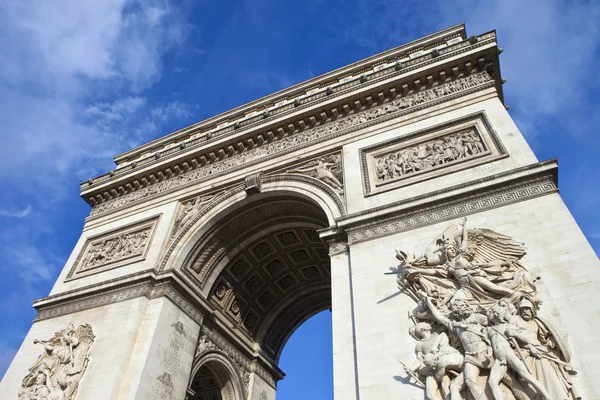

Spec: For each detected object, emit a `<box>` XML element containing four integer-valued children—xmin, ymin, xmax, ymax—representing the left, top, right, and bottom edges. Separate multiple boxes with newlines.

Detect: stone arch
<box><xmin>159</xmin><ymin>173</ymin><xmax>345</xmax><ymax>273</ymax></box>
<box><xmin>189</xmin><ymin>352</ymin><xmax>244</xmax><ymax>400</ymax></box>
<box><xmin>170</xmin><ymin>174</ymin><xmax>339</xmax><ymax>368</ymax></box>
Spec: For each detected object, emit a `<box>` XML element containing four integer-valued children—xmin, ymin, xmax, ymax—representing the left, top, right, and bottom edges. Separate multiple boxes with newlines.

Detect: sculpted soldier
<box><xmin>486</xmin><ymin>301</ymin><xmax>552</xmax><ymax>400</ymax></box>
<box><xmin>516</xmin><ymin>298</ymin><xmax>579</xmax><ymax>400</ymax></box>
<box><xmin>425</xmin><ymin>296</ymin><xmax>491</xmax><ymax>400</ymax></box>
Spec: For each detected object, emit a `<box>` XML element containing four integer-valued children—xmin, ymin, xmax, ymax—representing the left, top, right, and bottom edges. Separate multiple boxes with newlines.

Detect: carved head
<box><xmin>412</xmin><ymin>322</ymin><xmax>432</xmax><ymax>340</ymax></box>
<box><xmin>518</xmin><ymin>298</ymin><xmax>536</xmax><ymax>321</ymax></box>
<box><xmin>34</xmin><ymin>373</ymin><xmax>45</xmax><ymax>385</ymax></box>
<box><xmin>56</xmin><ymin>378</ymin><xmax>68</xmax><ymax>389</ymax></box>
<box><xmin>450</xmin><ymin>298</ymin><xmax>473</xmax><ymax>320</ymax></box>
<box><xmin>487</xmin><ymin>301</ymin><xmax>515</xmax><ymax>324</ymax></box>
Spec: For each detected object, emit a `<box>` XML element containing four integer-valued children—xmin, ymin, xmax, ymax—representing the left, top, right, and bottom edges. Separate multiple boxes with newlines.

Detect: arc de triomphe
<box><xmin>2</xmin><ymin>24</ymin><xmax>599</xmax><ymax>400</ymax></box>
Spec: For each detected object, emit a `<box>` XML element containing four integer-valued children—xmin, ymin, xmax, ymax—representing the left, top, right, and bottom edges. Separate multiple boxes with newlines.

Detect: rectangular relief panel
<box><xmin>360</xmin><ymin>112</ymin><xmax>507</xmax><ymax>196</ymax></box>
<box><xmin>66</xmin><ymin>215</ymin><xmax>160</xmax><ymax>280</ymax></box>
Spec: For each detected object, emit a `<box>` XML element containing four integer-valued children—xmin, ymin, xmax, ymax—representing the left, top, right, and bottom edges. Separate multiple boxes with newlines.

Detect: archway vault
<box><xmin>180</xmin><ymin>188</ymin><xmax>334</xmax><ymax>364</ymax></box>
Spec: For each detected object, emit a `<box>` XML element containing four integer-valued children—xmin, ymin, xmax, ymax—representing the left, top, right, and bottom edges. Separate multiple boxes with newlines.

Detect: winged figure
<box><xmin>393</xmin><ymin>218</ymin><xmax>579</xmax><ymax>400</ymax></box>
<box><xmin>287</xmin><ymin>154</ymin><xmax>344</xmax><ymax>195</ymax></box>
<box><xmin>395</xmin><ymin>217</ymin><xmax>538</xmax><ymax>308</ymax></box>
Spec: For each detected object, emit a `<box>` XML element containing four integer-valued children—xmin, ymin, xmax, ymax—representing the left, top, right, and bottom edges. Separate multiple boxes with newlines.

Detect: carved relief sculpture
<box><xmin>392</xmin><ymin>217</ymin><xmax>578</xmax><ymax>400</ymax></box>
<box><xmin>19</xmin><ymin>324</ymin><xmax>95</xmax><ymax>400</ymax></box>
<box><xmin>172</xmin><ymin>194</ymin><xmax>217</xmax><ymax>237</ymax></box>
<box><xmin>287</xmin><ymin>153</ymin><xmax>344</xmax><ymax>195</ymax></box>
<box><xmin>375</xmin><ymin>128</ymin><xmax>487</xmax><ymax>184</ymax></box>
<box><xmin>67</xmin><ymin>218</ymin><xmax>158</xmax><ymax>279</ymax></box>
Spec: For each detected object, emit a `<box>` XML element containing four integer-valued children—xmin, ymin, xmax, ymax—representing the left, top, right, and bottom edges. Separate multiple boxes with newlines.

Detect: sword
<box><xmin>398</xmin><ymin>360</ymin><xmax>425</xmax><ymax>388</ymax></box>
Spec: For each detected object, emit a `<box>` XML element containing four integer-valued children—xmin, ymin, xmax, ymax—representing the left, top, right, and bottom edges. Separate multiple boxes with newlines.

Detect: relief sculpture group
<box><xmin>393</xmin><ymin>218</ymin><xmax>578</xmax><ymax>400</ymax></box>
<box><xmin>376</xmin><ymin>129</ymin><xmax>486</xmax><ymax>183</ymax></box>
<box><xmin>18</xmin><ymin>324</ymin><xmax>95</xmax><ymax>400</ymax></box>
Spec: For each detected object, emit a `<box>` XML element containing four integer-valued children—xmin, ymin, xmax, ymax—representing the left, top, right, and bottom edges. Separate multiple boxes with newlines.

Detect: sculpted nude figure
<box><xmin>406</xmin><ymin>322</ymin><xmax>464</xmax><ymax>400</ymax></box>
<box><xmin>289</xmin><ymin>159</ymin><xmax>343</xmax><ymax>193</ymax></box>
<box><xmin>426</xmin><ymin>296</ymin><xmax>491</xmax><ymax>400</ymax></box>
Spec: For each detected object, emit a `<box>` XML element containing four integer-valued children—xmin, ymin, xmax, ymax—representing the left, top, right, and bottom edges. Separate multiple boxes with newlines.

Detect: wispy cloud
<box><xmin>0</xmin><ymin>206</ymin><xmax>32</xmax><ymax>219</ymax></box>
<box><xmin>0</xmin><ymin>0</ymin><xmax>196</xmax><ymax>375</ymax></box>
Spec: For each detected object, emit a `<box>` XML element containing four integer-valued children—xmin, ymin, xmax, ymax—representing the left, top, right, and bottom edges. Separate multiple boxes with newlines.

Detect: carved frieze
<box><xmin>89</xmin><ymin>71</ymin><xmax>493</xmax><ymax>217</ymax></box>
<box><xmin>348</xmin><ymin>173</ymin><xmax>557</xmax><ymax>244</ymax></box>
<box><xmin>66</xmin><ymin>217</ymin><xmax>159</xmax><ymax>280</ymax></box>
<box><xmin>360</xmin><ymin>112</ymin><xmax>506</xmax><ymax>196</ymax></box>
<box><xmin>393</xmin><ymin>218</ymin><xmax>578</xmax><ymax>399</ymax></box>
<box><xmin>19</xmin><ymin>324</ymin><xmax>95</xmax><ymax>400</ymax></box>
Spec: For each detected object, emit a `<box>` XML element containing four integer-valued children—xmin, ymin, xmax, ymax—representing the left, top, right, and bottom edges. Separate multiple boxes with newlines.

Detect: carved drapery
<box><xmin>393</xmin><ymin>217</ymin><xmax>578</xmax><ymax>400</ymax></box>
<box><xmin>19</xmin><ymin>324</ymin><xmax>95</xmax><ymax>400</ymax></box>
<box><xmin>284</xmin><ymin>151</ymin><xmax>344</xmax><ymax>196</ymax></box>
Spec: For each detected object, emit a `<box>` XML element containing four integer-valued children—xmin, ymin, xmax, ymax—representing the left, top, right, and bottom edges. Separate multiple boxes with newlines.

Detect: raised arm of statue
<box><xmin>458</xmin><ymin>216</ymin><xmax>468</xmax><ymax>252</ymax></box>
<box><xmin>425</xmin><ymin>296</ymin><xmax>451</xmax><ymax>329</ymax></box>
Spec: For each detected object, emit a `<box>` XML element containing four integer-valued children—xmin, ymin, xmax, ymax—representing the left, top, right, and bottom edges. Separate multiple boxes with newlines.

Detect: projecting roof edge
<box><xmin>112</xmin><ymin>23</ymin><xmax>467</xmax><ymax>164</ymax></box>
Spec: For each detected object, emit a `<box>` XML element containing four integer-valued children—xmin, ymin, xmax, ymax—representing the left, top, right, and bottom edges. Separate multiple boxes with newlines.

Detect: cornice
<box><xmin>33</xmin><ymin>270</ymin><xmax>211</xmax><ymax>325</ymax></box>
<box><xmin>339</xmin><ymin>160</ymin><xmax>559</xmax><ymax>244</ymax></box>
<box><xmin>84</xmin><ymin>68</ymin><xmax>497</xmax><ymax>218</ymax></box>
<box><xmin>81</xmin><ymin>29</ymin><xmax>499</xmax><ymax>199</ymax></box>
<box><xmin>112</xmin><ymin>24</ymin><xmax>468</xmax><ymax>164</ymax></box>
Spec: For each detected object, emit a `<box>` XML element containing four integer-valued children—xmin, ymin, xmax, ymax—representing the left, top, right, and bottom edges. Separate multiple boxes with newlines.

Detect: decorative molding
<box><xmin>87</xmin><ymin>70</ymin><xmax>494</xmax><ymax>218</ymax></box>
<box><xmin>360</xmin><ymin>112</ymin><xmax>507</xmax><ymax>195</ymax></box>
<box><xmin>83</xmin><ymin>28</ymin><xmax>495</xmax><ymax>189</ymax></box>
<box><xmin>66</xmin><ymin>216</ymin><xmax>159</xmax><ymax>280</ymax></box>
<box><xmin>160</xmin><ymin>177</ymin><xmax>342</xmax><ymax>274</ymax></box>
<box><xmin>346</xmin><ymin>173</ymin><xmax>557</xmax><ymax>244</ymax></box>
<box><xmin>196</xmin><ymin>327</ymin><xmax>277</xmax><ymax>389</ymax></box>
<box><xmin>35</xmin><ymin>275</ymin><xmax>204</xmax><ymax>325</ymax></box>
<box><xmin>159</xmin><ymin>184</ymin><xmax>244</xmax><ymax>271</ymax></box>
<box><xmin>262</xmin><ymin>173</ymin><xmax>346</xmax><ymax>215</ymax></box>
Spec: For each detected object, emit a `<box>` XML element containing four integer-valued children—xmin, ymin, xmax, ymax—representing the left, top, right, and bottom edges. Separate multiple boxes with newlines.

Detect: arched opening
<box><xmin>190</xmin><ymin>365</ymin><xmax>223</xmax><ymax>400</ymax></box>
<box><xmin>180</xmin><ymin>187</ymin><xmax>337</xmax><ymax>396</ymax></box>
<box><xmin>188</xmin><ymin>355</ymin><xmax>244</xmax><ymax>400</ymax></box>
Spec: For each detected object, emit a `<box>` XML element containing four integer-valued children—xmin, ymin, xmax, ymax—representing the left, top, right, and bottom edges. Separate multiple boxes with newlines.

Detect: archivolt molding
<box><xmin>191</xmin><ymin>351</ymin><xmax>245</xmax><ymax>400</ymax></box>
<box><xmin>86</xmin><ymin>70</ymin><xmax>494</xmax><ymax>219</ymax></box>
<box><xmin>159</xmin><ymin>175</ymin><xmax>344</xmax><ymax>274</ymax></box>
<box><xmin>195</xmin><ymin>326</ymin><xmax>278</xmax><ymax>390</ymax></box>
<box><xmin>261</xmin><ymin>173</ymin><xmax>346</xmax><ymax>219</ymax></box>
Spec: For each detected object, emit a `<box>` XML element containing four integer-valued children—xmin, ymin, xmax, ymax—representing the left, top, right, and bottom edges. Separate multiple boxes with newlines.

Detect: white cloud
<box><xmin>0</xmin><ymin>206</ymin><xmax>32</xmax><ymax>219</ymax></box>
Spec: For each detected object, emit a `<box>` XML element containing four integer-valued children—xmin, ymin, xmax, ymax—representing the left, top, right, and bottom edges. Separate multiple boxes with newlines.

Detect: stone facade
<box><xmin>2</xmin><ymin>23</ymin><xmax>599</xmax><ymax>400</ymax></box>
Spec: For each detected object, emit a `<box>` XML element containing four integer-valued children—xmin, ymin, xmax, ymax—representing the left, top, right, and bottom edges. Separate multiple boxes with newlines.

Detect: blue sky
<box><xmin>0</xmin><ymin>0</ymin><xmax>599</xmax><ymax>397</ymax></box>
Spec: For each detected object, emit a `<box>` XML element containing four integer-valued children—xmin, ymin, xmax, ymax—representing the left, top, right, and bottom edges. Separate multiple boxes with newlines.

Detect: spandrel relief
<box><xmin>391</xmin><ymin>217</ymin><xmax>579</xmax><ymax>400</ymax></box>
<box><xmin>19</xmin><ymin>324</ymin><xmax>95</xmax><ymax>400</ymax></box>
<box><xmin>286</xmin><ymin>153</ymin><xmax>344</xmax><ymax>196</ymax></box>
